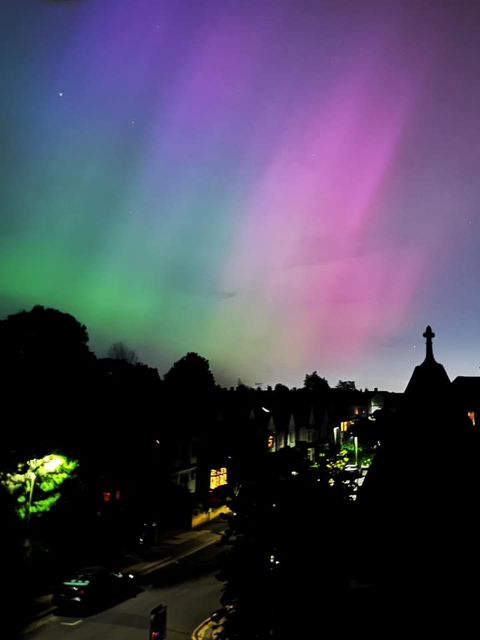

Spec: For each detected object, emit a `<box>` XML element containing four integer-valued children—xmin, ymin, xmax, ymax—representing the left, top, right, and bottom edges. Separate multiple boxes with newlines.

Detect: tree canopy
<box><xmin>163</xmin><ymin>351</ymin><xmax>216</xmax><ymax>392</ymax></box>
<box><xmin>0</xmin><ymin>306</ymin><xmax>96</xmax><ymax>459</ymax></box>
<box><xmin>336</xmin><ymin>379</ymin><xmax>357</xmax><ymax>391</ymax></box>
<box><xmin>217</xmin><ymin>449</ymin><xmax>349</xmax><ymax>638</ymax></box>
<box><xmin>107</xmin><ymin>341</ymin><xmax>138</xmax><ymax>364</ymax></box>
<box><xmin>0</xmin><ymin>305</ymin><xmax>92</xmax><ymax>370</ymax></box>
<box><xmin>0</xmin><ymin>454</ymin><xmax>78</xmax><ymax>520</ymax></box>
<box><xmin>303</xmin><ymin>371</ymin><xmax>330</xmax><ymax>393</ymax></box>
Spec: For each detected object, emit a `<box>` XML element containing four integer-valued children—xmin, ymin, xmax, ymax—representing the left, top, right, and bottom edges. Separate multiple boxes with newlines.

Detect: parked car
<box><xmin>52</xmin><ymin>566</ymin><xmax>136</xmax><ymax>612</ymax></box>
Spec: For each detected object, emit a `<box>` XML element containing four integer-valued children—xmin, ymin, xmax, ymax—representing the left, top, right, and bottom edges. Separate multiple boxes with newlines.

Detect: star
<box><xmin>58</xmin><ymin>91</ymin><xmax>64</xmax><ymax>97</ymax></box>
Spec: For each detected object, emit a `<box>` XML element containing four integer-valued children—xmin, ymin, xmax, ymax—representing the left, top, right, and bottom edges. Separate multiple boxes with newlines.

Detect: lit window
<box><xmin>341</xmin><ymin>421</ymin><xmax>353</xmax><ymax>432</ymax></box>
<box><xmin>210</xmin><ymin>467</ymin><xmax>228</xmax><ymax>490</ymax></box>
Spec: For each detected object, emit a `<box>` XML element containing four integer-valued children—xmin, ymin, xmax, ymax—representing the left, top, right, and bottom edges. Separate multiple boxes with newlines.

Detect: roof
<box><xmin>404</xmin><ymin>325</ymin><xmax>451</xmax><ymax>398</ymax></box>
<box><xmin>451</xmin><ymin>376</ymin><xmax>480</xmax><ymax>407</ymax></box>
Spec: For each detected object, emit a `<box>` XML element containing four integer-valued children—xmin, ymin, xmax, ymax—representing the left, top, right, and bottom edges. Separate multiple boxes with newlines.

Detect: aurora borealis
<box><xmin>1</xmin><ymin>1</ymin><xmax>480</xmax><ymax>390</ymax></box>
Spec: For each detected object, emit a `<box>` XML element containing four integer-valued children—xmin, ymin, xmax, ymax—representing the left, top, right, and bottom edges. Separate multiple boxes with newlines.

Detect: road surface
<box><xmin>24</xmin><ymin>544</ymin><xmax>225</xmax><ymax>640</ymax></box>
<box><xmin>24</xmin><ymin>571</ymin><xmax>222</xmax><ymax>640</ymax></box>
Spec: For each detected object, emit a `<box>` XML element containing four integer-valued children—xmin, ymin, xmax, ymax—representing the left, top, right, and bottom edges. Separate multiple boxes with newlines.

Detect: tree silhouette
<box><xmin>163</xmin><ymin>352</ymin><xmax>216</xmax><ymax>393</ymax></box>
<box><xmin>336</xmin><ymin>379</ymin><xmax>356</xmax><ymax>391</ymax></box>
<box><xmin>107</xmin><ymin>341</ymin><xmax>138</xmax><ymax>364</ymax></box>
<box><xmin>162</xmin><ymin>353</ymin><xmax>216</xmax><ymax>498</ymax></box>
<box><xmin>0</xmin><ymin>305</ymin><xmax>96</xmax><ymax>459</ymax></box>
<box><xmin>303</xmin><ymin>371</ymin><xmax>330</xmax><ymax>393</ymax></box>
<box><xmin>0</xmin><ymin>305</ymin><xmax>92</xmax><ymax>370</ymax></box>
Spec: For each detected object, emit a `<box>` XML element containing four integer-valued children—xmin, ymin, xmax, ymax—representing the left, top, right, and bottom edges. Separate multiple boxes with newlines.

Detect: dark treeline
<box><xmin>0</xmin><ymin>304</ymin><xmax>385</xmax><ymax>475</ymax></box>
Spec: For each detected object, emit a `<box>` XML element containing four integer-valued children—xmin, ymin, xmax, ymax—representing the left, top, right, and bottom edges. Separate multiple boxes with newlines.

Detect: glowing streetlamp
<box><xmin>42</xmin><ymin>455</ymin><xmax>64</xmax><ymax>473</ymax></box>
<box><xmin>25</xmin><ymin>455</ymin><xmax>64</xmax><ymax>524</ymax></box>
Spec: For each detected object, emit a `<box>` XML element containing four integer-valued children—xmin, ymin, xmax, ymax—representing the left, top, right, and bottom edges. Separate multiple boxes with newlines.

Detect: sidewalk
<box><xmin>26</xmin><ymin>524</ymin><xmax>223</xmax><ymax>630</ymax></box>
<box><xmin>121</xmin><ymin>527</ymin><xmax>221</xmax><ymax>575</ymax></box>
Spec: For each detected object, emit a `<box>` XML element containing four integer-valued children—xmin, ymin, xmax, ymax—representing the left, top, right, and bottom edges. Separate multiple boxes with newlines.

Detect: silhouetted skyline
<box><xmin>1</xmin><ymin>0</ymin><xmax>480</xmax><ymax>391</ymax></box>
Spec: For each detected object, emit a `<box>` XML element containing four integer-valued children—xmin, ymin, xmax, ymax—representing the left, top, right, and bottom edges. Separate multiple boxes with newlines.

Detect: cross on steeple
<box><xmin>423</xmin><ymin>325</ymin><xmax>435</xmax><ymax>362</ymax></box>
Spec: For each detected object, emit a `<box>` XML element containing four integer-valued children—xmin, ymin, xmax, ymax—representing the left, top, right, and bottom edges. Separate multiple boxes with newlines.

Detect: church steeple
<box><xmin>423</xmin><ymin>325</ymin><xmax>435</xmax><ymax>362</ymax></box>
<box><xmin>405</xmin><ymin>324</ymin><xmax>450</xmax><ymax>396</ymax></box>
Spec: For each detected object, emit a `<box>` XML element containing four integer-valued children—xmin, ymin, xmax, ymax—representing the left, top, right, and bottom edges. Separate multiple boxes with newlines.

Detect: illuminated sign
<box><xmin>210</xmin><ymin>467</ymin><xmax>228</xmax><ymax>490</ymax></box>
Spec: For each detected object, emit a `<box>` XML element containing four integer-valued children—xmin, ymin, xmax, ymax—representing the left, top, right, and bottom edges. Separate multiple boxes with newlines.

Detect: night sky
<box><xmin>1</xmin><ymin>0</ymin><xmax>480</xmax><ymax>390</ymax></box>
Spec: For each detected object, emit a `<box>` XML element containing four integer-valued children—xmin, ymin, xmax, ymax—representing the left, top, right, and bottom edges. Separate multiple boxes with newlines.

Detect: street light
<box><xmin>42</xmin><ymin>456</ymin><xmax>64</xmax><ymax>473</ymax></box>
<box><xmin>22</xmin><ymin>455</ymin><xmax>67</xmax><ymax>555</ymax></box>
<box><xmin>353</xmin><ymin>436</ymin><xmax>359</xmax><ymax>469</ymax></box>
<box><xmin>25</xmin><ymin>470</ymin><xmax>36</xmax><ymax>527</ymax></box>
<box><xmin>25</xmin><ymin>455</ymin><xmax>64</xmax><ymax>525</ymax></box>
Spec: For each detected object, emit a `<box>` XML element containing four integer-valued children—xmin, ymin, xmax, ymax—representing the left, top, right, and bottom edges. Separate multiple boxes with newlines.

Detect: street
<box><xmin>24</xmin><ymin>570</ymin><xmax>222</xmax><ymax>640</ymax></box>
<box><xmin>23</xmin><ymin>535</ymin><xmax>226</xmax><ymax>640</ymax></box>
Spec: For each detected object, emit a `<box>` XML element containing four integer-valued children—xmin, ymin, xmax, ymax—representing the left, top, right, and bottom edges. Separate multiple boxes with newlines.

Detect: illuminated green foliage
<box><xmin>0</xmin><ymin>454</ymin><xmax>78</xmax><ymax>519</ymax></box>
<box><xmin>341</xmin><ymin>441</ymin><xmax>375</xmax><ymax>467</ymax></box>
